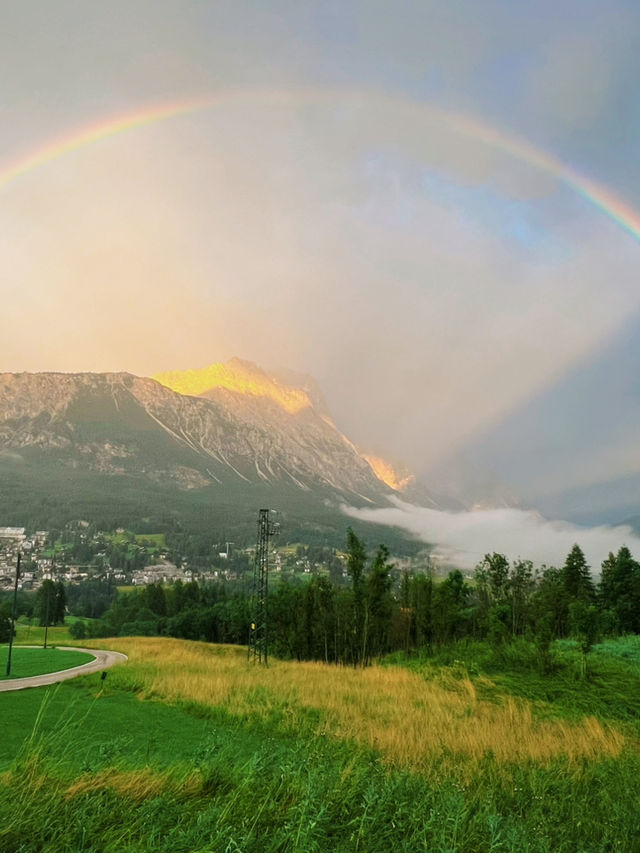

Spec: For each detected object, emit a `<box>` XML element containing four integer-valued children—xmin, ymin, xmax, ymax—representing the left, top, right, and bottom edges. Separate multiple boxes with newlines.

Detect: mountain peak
<box><xmin>360</xmin><ymin>453</ymin><xmax>415</xmax><ymax>491</ymax></box>
<box><xmin>153</xmin><ymin>359</ymin><xmax>312</xmax><ymax>414</ymax></box>
<box><xmin>152</xmin><ymin>359</ymin><xmax>420</xmax><ymax>492</ymax></box>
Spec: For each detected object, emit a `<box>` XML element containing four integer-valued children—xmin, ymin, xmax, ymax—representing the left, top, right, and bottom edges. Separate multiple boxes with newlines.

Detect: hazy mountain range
<box><xmin>0</xmin><ymin>359</ymin><xmax>462</xmax><ymax>542</ymax></box>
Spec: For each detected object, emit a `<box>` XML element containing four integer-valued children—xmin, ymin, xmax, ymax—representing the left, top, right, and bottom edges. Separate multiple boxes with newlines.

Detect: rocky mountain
<box><xmin>0</xmin><ymin>365</ymin><xmax>383</xmax><ymax>493</ymax></box>
<box><xmin>0</xmin><ymin>359</ymin><xmax>470</xmax><ymax>545</ymax></box>
<box><xmin>0</xmin><ymin>361</ymin><xmax>445</xmax><ymax>540</ymax></box>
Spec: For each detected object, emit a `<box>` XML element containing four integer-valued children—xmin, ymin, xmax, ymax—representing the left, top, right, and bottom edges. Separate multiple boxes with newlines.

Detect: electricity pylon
<box><xmin>248</xmin><ymin>509</ymin><xmax>278</xmax><ymax>665</ymax></box>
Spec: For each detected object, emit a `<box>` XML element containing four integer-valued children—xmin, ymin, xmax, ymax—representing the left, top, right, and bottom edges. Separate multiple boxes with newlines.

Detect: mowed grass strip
<box><xmin>102</xmin><ymin>637</ymin><xmax>627</xmax><ymax>772</ymax></box>
<box><xmin>0</xmin><ymin>647</ymin><xmax>94</xmax><ymax>680</ymax></box>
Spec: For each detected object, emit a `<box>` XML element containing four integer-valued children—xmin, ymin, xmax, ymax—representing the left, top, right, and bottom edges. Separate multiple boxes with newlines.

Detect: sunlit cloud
<box><xmin>1</xmin><ymin>94</ymin><xmax>637</xmax><ymax>476</ymax></box>
<box><xmin>1</xmin><ymin>1</ymin><xmax>639</xmax><ymax>513</ymax></box>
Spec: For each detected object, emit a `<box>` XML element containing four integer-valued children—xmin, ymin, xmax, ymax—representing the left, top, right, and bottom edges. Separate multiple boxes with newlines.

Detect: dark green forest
<box><xmin>0</xmin><ymin>458</ymin><xmax>420</xmax><ymax>552</ymax></box>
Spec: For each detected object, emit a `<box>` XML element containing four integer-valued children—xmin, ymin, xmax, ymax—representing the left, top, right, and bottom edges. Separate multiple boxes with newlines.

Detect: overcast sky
<box><xmin>2</xmin><ymin>1</ymin><xmax>640</xmax><ymax>519</ymax></box>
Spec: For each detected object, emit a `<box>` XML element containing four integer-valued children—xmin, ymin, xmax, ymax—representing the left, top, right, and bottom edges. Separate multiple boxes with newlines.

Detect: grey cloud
<box><xmin>524</xmin><ymin>10</ymin><xmax>640</xmax><ymax>134</ymax></box>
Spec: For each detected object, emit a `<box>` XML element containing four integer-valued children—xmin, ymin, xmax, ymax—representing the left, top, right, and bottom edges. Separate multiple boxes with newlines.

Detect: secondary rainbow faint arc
<box><xmin>1</xmin><ymin>89</ymin><xmax>639</xmax><ymax>245</ymax></box>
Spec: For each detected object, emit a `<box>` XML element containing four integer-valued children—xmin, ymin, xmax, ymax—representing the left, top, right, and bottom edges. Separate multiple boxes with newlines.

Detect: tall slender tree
<box><xmin>364</xmin><ymin>544</ymin><xmax>393</xmax><ymax>662</ymax></box>
<box><xmin>562</xmin><ymin>544</ymin><xmax>594</xmax><ymax>603</ymax></box>
<box><xmin>346</xmin><ymin>527</ymin><xmax>367</xmax><ymax>664</ymax></box>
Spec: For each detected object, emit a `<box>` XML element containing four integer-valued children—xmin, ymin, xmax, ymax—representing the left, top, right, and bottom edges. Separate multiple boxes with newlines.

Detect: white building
<box><xmin>0</xmin><ymin>527</ymin><xmax>26</xmax><ymax>542</ymax></box>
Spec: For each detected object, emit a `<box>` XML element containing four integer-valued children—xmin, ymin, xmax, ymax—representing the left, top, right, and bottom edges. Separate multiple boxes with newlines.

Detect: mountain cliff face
<box><xmin>0</xmin><ymin>364</ymin><xmax>393</xmax><ymax>501</ymax></box>
<box><xmin>0</xmin><ymin>361</ymin><xmax>470</xmax><ymax>539</ymax></box>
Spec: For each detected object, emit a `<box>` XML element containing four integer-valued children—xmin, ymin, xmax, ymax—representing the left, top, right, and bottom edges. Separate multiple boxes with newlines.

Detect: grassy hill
<box><xmin>1</xmin><ymin>637</ymin><xmax>639</xmax><ymax>851</ymax></box>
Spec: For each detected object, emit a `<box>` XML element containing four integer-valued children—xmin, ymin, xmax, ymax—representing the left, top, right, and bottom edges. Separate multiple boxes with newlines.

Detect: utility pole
<box><xmin>5</xmin><ymin>552</ymin><xmax>21</xmax><ymax>677</ymax></box>
<box><xmin>44</xmin><ymin>554</ymin><xmax>54</xmax><ymax>649</ymax></box>
<box><xmin>248</xmin><ymin>510</ymin><xmax>279</xmax><ymax>665</ymax></box>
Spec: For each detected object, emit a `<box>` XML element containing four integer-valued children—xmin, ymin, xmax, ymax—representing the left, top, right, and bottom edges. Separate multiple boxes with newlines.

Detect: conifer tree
<box><xmin>36</xmin><ymin>580</ymin><xmax>57</xmax><ymax>627</ymax></box>
<box><xmin>599</xmin><ymin>546</ymin><xmax>640</xmax><ymax>633</ymax></box>
<box><xmin>562</xmin><ymin>544</ymin><xmax>594</xmax><ymax>603</ymax></box>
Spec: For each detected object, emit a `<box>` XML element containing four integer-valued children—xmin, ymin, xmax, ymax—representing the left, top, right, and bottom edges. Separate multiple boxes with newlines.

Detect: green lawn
<box><xmin>0</xmin><ymin>677</ymin><xmax>217</xmax><ymax>772</ymax></box>
<box><xmin>13</xmin><ymin>617</ymin><xmax>76</xmax><ymax>646</ymax></box>
<box><xmin>134</xmin><ymin>533</ymin><xmax>166</xmax><ymax>548</ymax></box>
<box><xmin>0</xmin><ymin>647</ymin><xmax>94</xmax><ymax>681</ymax></box>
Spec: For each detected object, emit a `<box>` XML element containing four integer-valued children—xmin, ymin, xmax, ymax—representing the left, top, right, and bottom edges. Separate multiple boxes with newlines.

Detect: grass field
<box><xmin>0</xmin><ymin>647</ymin><xmax>94</xmax><ymax>681</ymax></box>
<box><xmin>97</xmin><ymin>638</ymin><xmax>626</xmax><ymax>771</ymax></box>
<box><xmin>134</xmin><ymin>533</ymin><xmax>166</xmax><ymax>548</ymax></box>
<box><xmin>386</xmin><ymin>636</ymin><xmax>640</xmax><ymax>722</ymax></box>
<box><xmin>1</xmin><ymin>636</ymin><xmax>639</xmax><ymax>852</ymax></box>
<box><xmin>13</xmin><ymin>616</ymin><xmax>81</xmax><ymax>647</ymax></box>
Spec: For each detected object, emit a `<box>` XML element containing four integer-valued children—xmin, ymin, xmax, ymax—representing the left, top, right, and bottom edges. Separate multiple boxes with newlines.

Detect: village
<box><xmin>0</xmin><ymin>525</ymin><xmax>229</xmax><ymax>592</ymax></box>
<box><xmin>0</xmin><ymin>524</ymin><xmax>344</xmax><ymax>594</ymax></box>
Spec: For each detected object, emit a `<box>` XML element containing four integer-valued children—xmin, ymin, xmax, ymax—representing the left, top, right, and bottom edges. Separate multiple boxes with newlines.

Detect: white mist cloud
<box><xmin>344</xmin><ymin>497</ymin><xmax>640</xmax><ymax>572</ymax></box>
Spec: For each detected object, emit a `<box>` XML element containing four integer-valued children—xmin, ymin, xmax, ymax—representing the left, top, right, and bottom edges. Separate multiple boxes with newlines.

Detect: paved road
<box><xmin>0</xmin><ymin>646</ymin><xmax>128</xmax><ymax>692</ymax></box>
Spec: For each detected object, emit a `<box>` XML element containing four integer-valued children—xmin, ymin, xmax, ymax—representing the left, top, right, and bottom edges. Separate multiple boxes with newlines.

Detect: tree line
<box><xmin>58</xmin><ymin>530</ymin><xmax>640</xmax><ymax>674</ymax></box>
<box><xmin>4</xmin><ymin>528</ymin><xmax>639</xmax><ymax>670</ymax></box>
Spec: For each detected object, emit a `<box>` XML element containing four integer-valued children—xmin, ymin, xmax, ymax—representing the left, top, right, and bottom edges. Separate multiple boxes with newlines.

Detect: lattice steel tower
<box><xmin>248</xmin><ymin>509</ymin><xmax>279</xmax><ymax>664</ymax></box>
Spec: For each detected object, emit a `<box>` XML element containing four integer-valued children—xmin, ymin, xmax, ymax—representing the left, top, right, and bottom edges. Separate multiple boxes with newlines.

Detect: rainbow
<box><xmin>446</xmin><ymin>111</ymin><xmax>640</xmax><ymax>243</ymax></box>
<box><xmin>1</xmin><ymin>89</ymin><xmax>639</xmax><ymax>244</ymax></box>
<box><xmin>0</xmin><ymin>96</ymin><xmax>216</xmax><ymax>188</ymax></box>
<box><xmin>0</xmin><ymin>90</ymin><xmax>306</xmax><ymax>189</ymax></box>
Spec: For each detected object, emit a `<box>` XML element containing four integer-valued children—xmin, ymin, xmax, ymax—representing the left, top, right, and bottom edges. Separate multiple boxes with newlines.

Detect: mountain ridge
<box><xmin>0</xmin><ymin>368</ymin><xmax>383</xmax><ymax>496</ymax></box>
<box><xmin>0</xmin><ymin>361</ymin><xmax>466</xmax><ymax>540</ymax></box>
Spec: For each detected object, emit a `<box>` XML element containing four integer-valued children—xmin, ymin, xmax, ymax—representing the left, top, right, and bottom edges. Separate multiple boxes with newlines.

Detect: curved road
<box><xmin>0</xmin><ymin>646</ymin><xmax>128</xmax><ymax>692</ymax></box>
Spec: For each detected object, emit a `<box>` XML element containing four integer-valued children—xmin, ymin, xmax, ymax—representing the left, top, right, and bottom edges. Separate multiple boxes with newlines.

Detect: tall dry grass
<box><xmin>65</xmin><ymin>767</ymin><xmax>200</xmax><ymax>800</ymax></box>
<box><xmin>103</xmin><ymin>637</ymin><xmax>626</xmax><ymax>774</ymax></box>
